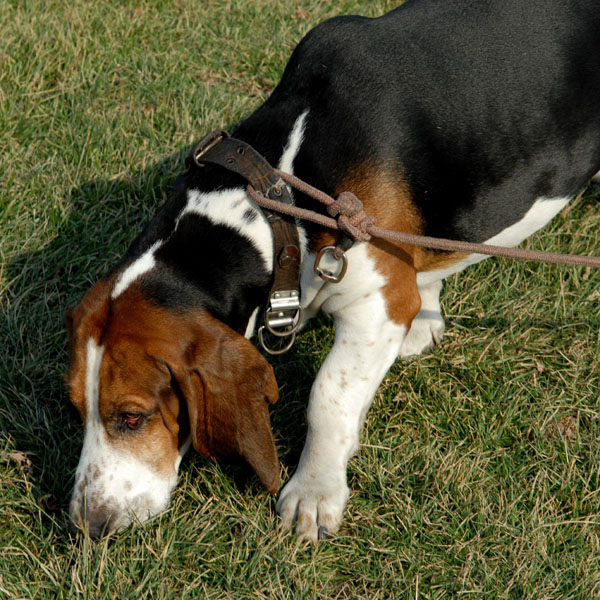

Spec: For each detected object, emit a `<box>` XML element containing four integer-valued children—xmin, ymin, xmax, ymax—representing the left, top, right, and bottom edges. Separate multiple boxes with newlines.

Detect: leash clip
<box><xmin>258</xmin><ymin>290</ymin><xmax>303</xmax><ymax>355</ymax></box>
<box><xmin>314</xmin><ymin>246</ymin><xmax>348</xmax><ymax>283</ymax></box>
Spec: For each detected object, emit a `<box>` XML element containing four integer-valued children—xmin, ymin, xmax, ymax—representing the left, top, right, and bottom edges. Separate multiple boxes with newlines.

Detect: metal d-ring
<box><xmin>314</xmin><ymin>246</ymin><xmax>348</xmax><ymax>283</ymax></box>
<box><xmin>263</xmin><ymin>291</ymin><xmax>303</xmax><ymax>336</ymax></box>
<box><xmin>258</xmin><ymin>326</ymin><xmax>297</xmax><ymax>355</ymax></box>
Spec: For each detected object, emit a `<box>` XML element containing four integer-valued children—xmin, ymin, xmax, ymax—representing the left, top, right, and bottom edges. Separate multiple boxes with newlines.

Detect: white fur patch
<box><xmin>244</xmin><ymin>306</ymin><xmax>260</xmax><ymax>339</ymax></box>
<box><xmin>112</xmin><ymin>241</ymin><xmax>162</xmax><ymax>299</ymax></box>
<box><xmin>84</xmin><ymin>338</ymin><xmax>104</xmax><ymax>421</ymax></box>
<box><xmin>279</xmin><ymin>110</ymin><xmax>309</xmax><ymax>173</ymax></box>
<box><xmin>300</xmin><ymin>243</ymin><xmax>384</xmax><ymax>317</ymax></box>
<box><xmin>182</xmin><ymin>188</ymin><xmax>273</xmax><ymax>270</ymax></box>
<box><xmin>279</xmin><ymin>242</ymin><xmax>409</xmax><ymax>540</ymax></box>
<box><xmin>69</xmin><ymin>338</ymin><xmax>178</xmax><ymax>536</ymax></box>
<box><xmin>279</xmin><ymin>110</ymin><xmax>310</xmax><ymax>268</ymax></box>
<box><xmin>417</xmin><ymin>196</ymin><xmax>570</xmax><ymax>286</ymax></box>
<box><xmin>400</xmin><ymin>279</ymin><xmax>445</xmax><ymax>356</ymax></box>
<box><xmin>175</xmin><ymin>437</ymin><xmax>192</xmax><ymax>471</ymax></box>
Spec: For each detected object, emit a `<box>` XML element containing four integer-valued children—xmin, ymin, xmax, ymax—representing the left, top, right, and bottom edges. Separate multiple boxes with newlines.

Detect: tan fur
<box><xmin>332</xmin><ymin>167</ymin><xmax>474</xmax><ymax>324</ymax></box>
<box><xmin>336</xmin><ymin>169</ymin><xmax>422</xmax><ymax>326</ymax></box>
<box><xmin>66</xmin><ymin>282</ymin><xmax>280</xmax><ymax>492</ymax></box>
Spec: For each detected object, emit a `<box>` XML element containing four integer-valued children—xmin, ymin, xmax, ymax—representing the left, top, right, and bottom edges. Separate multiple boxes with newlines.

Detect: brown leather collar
<box><xmin>191</xmin><ymin>130</ymin><xmax>302</xmax><ymax>354</ymax></box>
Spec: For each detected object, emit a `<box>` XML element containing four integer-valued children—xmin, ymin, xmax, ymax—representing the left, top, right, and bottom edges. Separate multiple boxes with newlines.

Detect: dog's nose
<box><xmin>86</xmin><ymin>517</ymin><xmax>111</xmax><ymax>538</ymax></box>
<box><xmin>69</xmin><ymin>503</ymin><xmax>113</xmax><ymax>538</ymax></box>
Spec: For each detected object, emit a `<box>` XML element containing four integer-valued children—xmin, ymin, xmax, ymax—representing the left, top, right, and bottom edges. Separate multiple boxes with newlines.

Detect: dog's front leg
<box><xmin>276</xmin><ymin>291</ymin><xmax>415</xmax><ymax>541</ymax></box>
<box><xmin>399</xmin><ymin>279</ymin><xmax>445</xmax><ymax>356</ymax></box>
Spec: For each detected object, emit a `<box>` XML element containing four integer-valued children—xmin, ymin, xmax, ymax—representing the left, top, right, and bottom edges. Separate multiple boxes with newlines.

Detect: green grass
<box><xmin>1</xmin><ymin>0</ymin><xmax>599</xmax><ymax>598</ymax></box>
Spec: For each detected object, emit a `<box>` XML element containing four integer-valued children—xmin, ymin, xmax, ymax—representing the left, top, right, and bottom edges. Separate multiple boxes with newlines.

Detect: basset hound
<box><xmin>66</xmin><ymin>0</ymin><xmax>600</xmax><ymax>540</ymax></box>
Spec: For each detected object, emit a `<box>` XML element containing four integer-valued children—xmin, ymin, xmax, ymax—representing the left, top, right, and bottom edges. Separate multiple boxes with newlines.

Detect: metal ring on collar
<box><xmin>314</xmin><ymin>245</ymin><xmax>348</xmax><ymax>283</ymax></box>
<box><xmin>258</xmin><ymin>326</ymin><xmax>297</xmax><ymax>355</ymax></box>
<box><xmin>264</xmin><ymin>305</ymin><xmax>303</xmax><ymax>337</ymax></box>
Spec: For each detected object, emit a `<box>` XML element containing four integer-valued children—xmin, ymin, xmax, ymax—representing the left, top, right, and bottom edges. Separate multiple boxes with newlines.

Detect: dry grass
<box><xmin>1</xmin><ymin>0</ymin><xmax>599</xmax><ymax>598</ymax></box>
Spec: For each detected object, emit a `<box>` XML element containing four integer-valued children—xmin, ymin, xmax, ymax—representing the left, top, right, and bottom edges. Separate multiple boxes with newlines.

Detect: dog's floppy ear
<box><xmin>174</xmin><ymin>313</ymin><xmax>280</xmax><ymax>493</ymax></box>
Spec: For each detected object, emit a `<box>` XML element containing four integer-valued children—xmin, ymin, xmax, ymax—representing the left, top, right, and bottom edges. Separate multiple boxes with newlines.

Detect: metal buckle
<box><xmin>264</xmin><ymin>290</ymin><xmax>302</xmax><ymax>335</ymax></box>
<box><xmin>192</xmin><ymin>130</ymin><xmax>229</xmax><ymax>166</ymax></box>
<box><xmin>314</xmin><ymin>246</ymin><xmax>348</xmax><ymax>283</ymax></box>
<box><xmin>258</xmin><ymin>290</ymin><xmax>302</xmax><ymax>355</ymax></box>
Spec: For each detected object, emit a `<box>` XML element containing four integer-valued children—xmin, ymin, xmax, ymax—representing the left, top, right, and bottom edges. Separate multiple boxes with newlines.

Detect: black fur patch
<box><xmin>129</xmin><ymin>211</ymin><xmax>271</xmax><ymax>333</ymax></box>
<box><xmin>234</xmin><ymin>0</ymin><xmax>600</xmax><ymax>242</ymax></box>
<box><xmin>243</xmin><ymin>208</ymin><xmax>257</xmax><ymax>224</ymax></box>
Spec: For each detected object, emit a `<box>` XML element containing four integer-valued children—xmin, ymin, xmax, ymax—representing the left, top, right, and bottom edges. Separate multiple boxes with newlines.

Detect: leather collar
<box><xmin>190</xmin><ymin>130</ymin><xmax>302</xmax><ymax>354</ymax></box>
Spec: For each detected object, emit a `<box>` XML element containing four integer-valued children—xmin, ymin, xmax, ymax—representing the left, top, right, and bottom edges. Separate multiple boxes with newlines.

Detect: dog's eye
<box><xmin>122</xmin><ymin>413</ymin><xmax>143</xmax><ymax>430</ymax></box>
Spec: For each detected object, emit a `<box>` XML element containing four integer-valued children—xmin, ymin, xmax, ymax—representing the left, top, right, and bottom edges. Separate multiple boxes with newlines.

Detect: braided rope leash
<box><xmin>245</xmin><ymin>168</ymin><xmax>600</xmax><ymax>269</ymax></box>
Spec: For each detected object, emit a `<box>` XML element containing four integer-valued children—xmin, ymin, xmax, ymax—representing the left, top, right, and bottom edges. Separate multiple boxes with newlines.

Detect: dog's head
<box><xmin>66</xmin><ymin>278</ymin><xmax>279</xmax><ymax>537</ymax></box>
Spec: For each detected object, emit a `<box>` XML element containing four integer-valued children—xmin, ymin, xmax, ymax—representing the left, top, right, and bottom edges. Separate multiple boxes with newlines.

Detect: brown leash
<box><xmin>247</xmin><ymin>169</ymin><xmax>600</xmax><ymax>269</ymax></box>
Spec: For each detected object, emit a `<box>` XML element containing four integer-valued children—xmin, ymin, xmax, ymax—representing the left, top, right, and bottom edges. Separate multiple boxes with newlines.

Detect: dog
<box><xmin>66</xmin><ymin>0</ymin><xmax>600</xmax><ymax>540</ymax></box>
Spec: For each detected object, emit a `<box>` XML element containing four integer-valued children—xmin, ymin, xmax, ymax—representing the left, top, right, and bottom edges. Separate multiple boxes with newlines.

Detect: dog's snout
<box><xmin>69</xmin><ymin>501</ymin><xmax>113</xmax><ymax>538</ymax></box>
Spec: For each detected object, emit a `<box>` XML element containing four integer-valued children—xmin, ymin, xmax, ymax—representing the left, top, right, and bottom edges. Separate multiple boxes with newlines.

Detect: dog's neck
<box><xmin>111</xmin><ymin>108</ymin><xmax>312</xmax><ymax>337</ymax></box>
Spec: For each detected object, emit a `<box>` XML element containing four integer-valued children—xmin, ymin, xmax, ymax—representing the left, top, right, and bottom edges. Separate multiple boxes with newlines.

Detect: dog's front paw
<box><xmin>276</xmin><ymin>470</ymin><xmax>350</xmax><ymax>542</ymax></box>
<box><xmin>399</xmin><ymin>311</ymin><xmax>445</xmax><ymax>357</ymax></box>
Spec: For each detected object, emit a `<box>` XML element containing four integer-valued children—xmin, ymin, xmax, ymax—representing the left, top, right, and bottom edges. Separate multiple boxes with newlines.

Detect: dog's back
<box><xmin>239</xmin><ymin>0</ymin><xmax>600</xmax><ymax>244</ymax></box>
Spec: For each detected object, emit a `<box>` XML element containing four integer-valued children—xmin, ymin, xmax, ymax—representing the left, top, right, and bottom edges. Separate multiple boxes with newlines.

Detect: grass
<box><xmin>1</xmin><ymin>0</ymin><xmax>599</xmax><ymax>598</ymax></box>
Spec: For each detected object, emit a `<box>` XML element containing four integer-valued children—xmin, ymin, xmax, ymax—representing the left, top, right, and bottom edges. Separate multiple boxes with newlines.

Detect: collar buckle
<box><xmin>258</xmin><ymin>290</ymin><xmax>303</xmax><ymax>355</ymax></box>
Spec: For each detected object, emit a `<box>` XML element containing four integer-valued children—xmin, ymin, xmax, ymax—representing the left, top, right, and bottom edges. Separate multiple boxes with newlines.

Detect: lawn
<box><xmin>1</xmin><ymin>0</ymin><xmax>599</xmax><ymax>598</ymax></box>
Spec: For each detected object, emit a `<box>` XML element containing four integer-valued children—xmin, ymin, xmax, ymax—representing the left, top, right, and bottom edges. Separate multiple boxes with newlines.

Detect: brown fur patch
<box><xmin>319</xmin><ymin>162</ymin><xmax>474</xmax><ymax>283</ymax></box>
<box><xmin>308</xmin><ymin>230</ymin><xmax>341</xmax><ymax>255</ymax></box>
<box><xmin>67</xmin><ymin>282</ymin><xmax>280</xmax><ymax>491</ymax></box>
<box><xmin>417</xmin><ymin>249</ymin><xmax>470</xmax><ymax>273</ymax></box>
<box><xmin>334</xmin><ymin>167</ymin><xmax>423</xmax><ymax>326</ymax></box>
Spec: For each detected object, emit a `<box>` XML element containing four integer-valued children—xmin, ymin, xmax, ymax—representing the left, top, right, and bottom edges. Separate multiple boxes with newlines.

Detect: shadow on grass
<box><xmin>0</xmin><ymin>151</ymin><xmax>184</xmax><ymax>529</ymax></box>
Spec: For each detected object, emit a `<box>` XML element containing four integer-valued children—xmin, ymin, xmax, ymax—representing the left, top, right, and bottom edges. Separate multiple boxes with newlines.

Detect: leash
<box><xmin>248</xmin><ymin>169</ymin><xmax>600</xmax><ymax>273</ymax></box>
